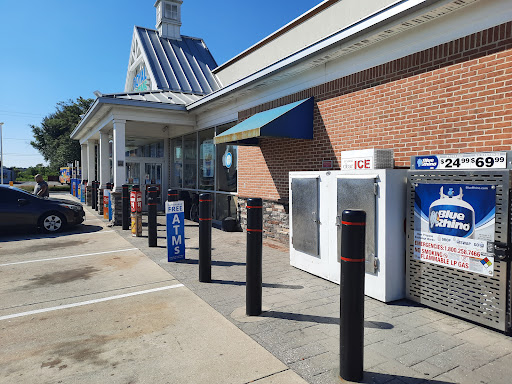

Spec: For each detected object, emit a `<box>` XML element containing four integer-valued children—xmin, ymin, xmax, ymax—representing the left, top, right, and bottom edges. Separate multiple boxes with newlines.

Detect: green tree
<box><xmin>30</xmin><ymin>97</ymin><xmax>93</xmax><ymax>172</ymax></box>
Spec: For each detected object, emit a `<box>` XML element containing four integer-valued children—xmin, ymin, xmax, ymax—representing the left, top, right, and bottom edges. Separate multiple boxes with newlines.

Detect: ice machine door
<box><xmin>337</xmin><ymin>176</ymin><xmax>378</xmax><ymax>274</ymax></box>
<box><xmin>291</xmin><ymin>177</ymin><xmax>320</xmax><ymax>257</ymax></box>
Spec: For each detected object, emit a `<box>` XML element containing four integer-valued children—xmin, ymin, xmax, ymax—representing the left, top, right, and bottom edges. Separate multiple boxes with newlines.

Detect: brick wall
<box><xmin>238</xmin><ymin>21</ymin><xmax>512</xmax><ymax>203</ymax></box>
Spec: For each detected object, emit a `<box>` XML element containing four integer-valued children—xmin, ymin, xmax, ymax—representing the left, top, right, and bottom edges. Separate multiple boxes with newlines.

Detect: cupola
<box><xmin>154</xmin><ymin>0</ymin><xmax>182</xmax><ymax>40</ymax></box>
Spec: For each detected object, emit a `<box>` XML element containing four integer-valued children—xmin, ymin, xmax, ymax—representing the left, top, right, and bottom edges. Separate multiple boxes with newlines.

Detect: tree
<box><xmin>30</xmin><ymin>97</ymin><xmax>94</xmax><ymax>172</ymax></box>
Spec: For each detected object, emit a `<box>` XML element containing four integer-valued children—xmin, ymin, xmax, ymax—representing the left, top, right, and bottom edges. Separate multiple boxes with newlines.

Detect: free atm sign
<box><xmin>166</xmin><ymin>201</ymin><xmax>185</xmax><ymax>261</ymax></box>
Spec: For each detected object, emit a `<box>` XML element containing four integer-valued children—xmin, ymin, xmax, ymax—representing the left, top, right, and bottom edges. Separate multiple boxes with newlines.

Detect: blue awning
<box><xmin>213</xmin><ymin>98</ymin><xmax>314</xmax><ymax>145</ymax></box>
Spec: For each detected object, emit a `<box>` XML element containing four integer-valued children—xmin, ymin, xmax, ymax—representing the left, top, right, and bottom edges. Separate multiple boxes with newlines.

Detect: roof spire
<box><xmin>154</xmin><ymin>0</ymin><xmax>183</xmax><ymax>40</ymax></box>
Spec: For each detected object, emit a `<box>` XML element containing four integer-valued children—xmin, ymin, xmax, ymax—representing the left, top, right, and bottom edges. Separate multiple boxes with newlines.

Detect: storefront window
<box><xmin>125</xmin><ymin>140</ymin><xmax>164</xmax><ymax>158</ymax></box>
<box><xmin>199</xmin><ymin>128</ymin><xmax>215</xmax><ymax>190</ymax></box>
<box><xmin>171</xmin><ymin>138</ymin><xmax>182</xmax><ymax>187</ymax></box>
<box><xmin>216</xmin><ymin>125</ymin><xmax>237</xmax><ymax>192</ymax></box>
<box><xmin>183</xmin><ymin>133</ymin><xmax>197</xmax><ymax>189</ymax></box>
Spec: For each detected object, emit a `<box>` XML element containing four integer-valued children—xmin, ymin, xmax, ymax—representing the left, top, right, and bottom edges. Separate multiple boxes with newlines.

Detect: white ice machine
<box><xmin>289</xmin><ymin>169</ymin><xmax>407</xmax><ymax>302</ymax></box>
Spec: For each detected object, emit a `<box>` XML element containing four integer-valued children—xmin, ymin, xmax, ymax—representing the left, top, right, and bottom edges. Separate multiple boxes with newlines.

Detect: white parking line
<box><xmin>1</xmin><ymin>230</ymin><xmax>117</xmax><ymax>243</ymax></box>
<box><xmin>0</xmin><ymin>248</ymin><xmax>139</xmax><ymax>267</ymax></box>
<box><xmin>0</xmin><ymin>284</ymin><xmax>184</xmax><ymax>321</ymax></box>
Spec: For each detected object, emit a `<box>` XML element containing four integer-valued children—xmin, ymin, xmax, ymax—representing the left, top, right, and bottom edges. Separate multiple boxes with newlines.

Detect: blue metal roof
<box><xmin>214</xmin><ymin>98</ymin><xmax>314</xmax><ymax>145</ymax></box>
<box><xmin>136</xmin><ymin>27</ymin><xmax>222</xmax><ymax>94</ymax></box>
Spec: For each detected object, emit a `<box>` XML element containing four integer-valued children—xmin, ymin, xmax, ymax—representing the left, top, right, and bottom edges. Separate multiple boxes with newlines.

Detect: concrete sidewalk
<box><xmin>109</xmin><ymin>209</ymin><xmax>512</xmax><ymax>384</ymax></box>
<box><xmin>0</xmin><ymin>195</ymin><xmax>308</xmax><ymax>384</ymax></box>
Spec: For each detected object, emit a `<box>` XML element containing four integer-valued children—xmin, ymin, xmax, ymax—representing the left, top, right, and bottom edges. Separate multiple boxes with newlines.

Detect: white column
<box><xmin>87</xmin><ymin>140</ymin><xmax>97</xmax><ymax>182</ymax></box>
<box><xmin>164</xmin><ymin>138</ymin><xmax>170</xmax><ymax>189</ymax></box>
<box><xmin>99</xmin><ymin>131</ymin><xmax>110</xmax><ymax>188</ymax></box>
<box><xmin>112</xmin><ymin>119</ymin><xmax>126</xmax><ymax>192</ymax></box>
<box><xmin>80</xmin><ymin>144</ymin><xmax>87</xmax><ymax>182</ymax></box>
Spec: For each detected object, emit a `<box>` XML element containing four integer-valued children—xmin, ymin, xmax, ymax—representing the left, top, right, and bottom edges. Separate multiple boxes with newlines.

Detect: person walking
<box><xmin>34</xmin><ymin>174</ymin><xmax>49</xmax><ymax>198</ymax></box>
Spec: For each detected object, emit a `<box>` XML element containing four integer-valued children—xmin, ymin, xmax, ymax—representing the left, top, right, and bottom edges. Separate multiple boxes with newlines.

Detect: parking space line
<box><xmin>0</xmin><ymin>284</ymin><xmax>184</xmax><ymax>321</ymax></box>
<box><xmin>0</xmin><ymin>230</ymin><xmax>116</xmax><ymax>243</ymax></box>
<box><xmin>0</xmin><ymin>248</ymin><xmax>139</xmax><ymax>267</ymax></box>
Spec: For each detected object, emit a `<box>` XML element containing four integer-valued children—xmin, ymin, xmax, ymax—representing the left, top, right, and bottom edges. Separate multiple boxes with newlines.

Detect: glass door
<box><xmin>143</xmin><ymin>162</ymin><xmax>163</xmax><ymax>210</ymax></box>
<box><xmin>126</xmin><ymin>162</ymin><xmax>141</xmax><ymax>185</ymax></box>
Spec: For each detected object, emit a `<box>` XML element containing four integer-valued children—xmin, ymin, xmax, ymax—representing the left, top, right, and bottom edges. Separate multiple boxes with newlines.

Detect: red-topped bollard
<box><xmin>340</xmin><ymin>210</ymin><xmax>366</xmax><ymax>383</ymax></box>
<box><xmin>199</xmin><ymin>193</ymin><xmax>212</xmax><ymax>283</ymax></box>
<box><xmin>168</xmin><ymin>189</ymin><xmax>179</xmax><ymax>202</ymax></box>
<box><xmin>122</xmin><ymin>184</ymin><xmax>130</xmax><ymax>230</ymax></box>
<box><xmin>148</xmin><ymin>186</ymin><xmax>158</xmax><ymax>247</ymax></box>
<box><xmin>246</xmin><ymin>198</ymin><xmax>263</xmax><ymax>316</ymax></box>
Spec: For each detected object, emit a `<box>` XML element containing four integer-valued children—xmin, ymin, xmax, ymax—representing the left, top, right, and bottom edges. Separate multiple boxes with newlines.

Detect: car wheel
<box><xmin>40</xmin><ymin>212</ymin><xmax>66</xmax><ymax>233</ymax></box>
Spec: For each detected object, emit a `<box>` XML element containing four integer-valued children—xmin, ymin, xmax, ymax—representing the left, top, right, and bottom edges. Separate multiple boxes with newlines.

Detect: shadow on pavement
<box><xmin>177</xmin><ymin>259</ymin><xmax>245</xmax><ymax>267</ymax></box>
<box><xmin>0</xmin><ymin>224</ymin><xmax>105</xmax><ymax>242</ymax></box>
<box><xmin>211</xmin><ymin>279</ymin><xmax>304</xmax><ymax>290</ymax></box>
<box><xmin>261</xmin><ymin>311</ymin><xmax>393</xmax><ymax>329</ymax></box>
<box><xmin>363</xmin><ymin>371</ymin><xmax>450</xmax><ymax>383</ymax></box>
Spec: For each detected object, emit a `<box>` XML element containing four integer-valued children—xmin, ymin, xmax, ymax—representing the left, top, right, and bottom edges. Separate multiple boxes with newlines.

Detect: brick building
<box><xmin>72</xmin><ymin>0</ymin><xmax>512</xmax><ymax>244</ymax></box>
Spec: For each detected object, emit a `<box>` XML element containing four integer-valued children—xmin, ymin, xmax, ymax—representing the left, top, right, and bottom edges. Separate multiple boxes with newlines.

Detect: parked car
<box><xmin>0</xmin><ymin>185</ymin><xmax>85</xmax><ymax>233</ymax></box>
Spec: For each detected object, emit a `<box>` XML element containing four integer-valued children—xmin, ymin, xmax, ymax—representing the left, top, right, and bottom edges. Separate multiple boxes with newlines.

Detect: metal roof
<box><xmin>101</xmin><ymin>90</ymin><xmax>203</xmax><ymax>105</ymax></box>
<box><xmin>135</xmin><ymin>27</ymin><xmax>222</xmax><ymax>94</ymax></box>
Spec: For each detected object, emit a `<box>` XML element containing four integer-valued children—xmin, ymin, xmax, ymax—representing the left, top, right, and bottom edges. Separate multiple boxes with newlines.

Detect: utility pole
<box><xmin>0</xmin><ymin>122</ymin><xmax>4</xmax><ymax>185</ymax></box>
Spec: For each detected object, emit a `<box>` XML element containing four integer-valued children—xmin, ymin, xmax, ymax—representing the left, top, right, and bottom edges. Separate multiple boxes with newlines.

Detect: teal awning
<box><xmin>213</xmin><ymin>98</ymin><xmax>314</xmax><ymax>146</ymax></box>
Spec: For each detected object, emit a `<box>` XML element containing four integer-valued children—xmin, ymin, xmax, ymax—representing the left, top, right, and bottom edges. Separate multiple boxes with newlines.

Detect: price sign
<box><xmin>414</xmin><ymin>152</ymin><xmax>507</xmax><ymax>170</ymax></box>
<box><xmin>438</xmin><ymin>152</ymin><xmax>506</xmax><ymax>169</ymax></box>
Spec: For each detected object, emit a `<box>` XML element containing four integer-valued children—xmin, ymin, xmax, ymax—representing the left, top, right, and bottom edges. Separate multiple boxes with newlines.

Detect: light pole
<box><xmin>0</xmin><ymin>122</ymin><xmax>3</xmax><ymax>185</ymax></box>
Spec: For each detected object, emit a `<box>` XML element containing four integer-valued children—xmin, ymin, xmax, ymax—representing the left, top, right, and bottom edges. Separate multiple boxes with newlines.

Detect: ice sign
<box><xmin>166</xmin><ymin>201</ymin><xmax>186</xmax><ymax>261</ymax></box>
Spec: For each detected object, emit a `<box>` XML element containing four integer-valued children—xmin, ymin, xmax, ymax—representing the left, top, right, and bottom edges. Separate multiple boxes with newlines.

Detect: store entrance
<box><xmin>125</xmin><ymin>161</ymin><xmax>164</xmax><ymax>211</ymax></box>
<box><xmin>142</xmin><ymin>162</ymin><xmax>163</xmax><ymax>210</ymax></box>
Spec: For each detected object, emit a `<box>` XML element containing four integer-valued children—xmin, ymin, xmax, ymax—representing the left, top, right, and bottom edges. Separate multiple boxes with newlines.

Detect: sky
<box><xmin>0</xmin><ymin>0</ymin><xmax>324</xmax><ymax>168</ymax></box>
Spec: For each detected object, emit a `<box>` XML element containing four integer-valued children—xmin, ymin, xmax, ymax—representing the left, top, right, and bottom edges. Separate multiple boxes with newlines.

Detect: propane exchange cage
<box><xmin>406</xmin><ymin>152</ymin><xmax>512</xmax><ymax>333</ymax></box>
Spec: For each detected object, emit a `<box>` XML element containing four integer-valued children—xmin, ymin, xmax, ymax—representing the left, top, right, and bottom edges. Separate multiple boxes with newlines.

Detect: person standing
<box><xmin>34</xmin><ymin>174</ymin><xmax>49</xmax><ymax>198</ymax></box>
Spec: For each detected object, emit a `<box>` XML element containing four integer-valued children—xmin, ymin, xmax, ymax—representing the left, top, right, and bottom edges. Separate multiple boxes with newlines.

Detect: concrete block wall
<box><xmin>237</xmin><ymin>21</ymin><xmax>512</xmax><ymax>244</ymax></box>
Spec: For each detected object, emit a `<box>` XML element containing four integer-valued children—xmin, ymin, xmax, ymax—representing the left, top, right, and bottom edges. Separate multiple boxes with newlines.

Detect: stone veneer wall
<box><xmin>110</xmin><ymin>192</ymin><xmax>123</xmax><ymax>226</ymax></box>
<box><xmin>98</xmin><ymin>189</ymin><xmax>104</xmax><ymax>216</ymax></box>
<box><xmin>237</xmin><ymin>198</ymin><xmax>289</xmax><ymax>245</ymax></box>
<box><xmin>86</xmin><ymin>186</ymin><xmax>92</xmax><ymax>206</ymax></box>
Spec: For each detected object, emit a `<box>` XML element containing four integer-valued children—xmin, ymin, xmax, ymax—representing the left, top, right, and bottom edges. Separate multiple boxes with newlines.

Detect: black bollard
<box><xmin>91</xmin><ymin>181</ymin><xmax>98</xmax><ymax>210</ymax></box>
<box><xmin>168</xmin><ymin>189</ymin><xmax>179</xmax><ymax>202</ymax></box>
<box><xmin>246</xmin><ymin>198</ymin><xmax>263</xmax><ymax>316</ymax></box>
<box><xmin>198</xmin><ymin>193</ymin><xmax>212</xmax><ymax>283</ymax></box>
<box><xmin>148</xmin><ymin>186</ymin><xmax>158</xmax><ymax>247</ymax></box>
<box><xmin>122</xmin><ymin>184</ymin><xmax>130</xmax><ymax>230</ymax></box>
<box><xmin>339</xmin><ymin>210</ymin><xmax>366</xmax><ymax>383</ymax></box>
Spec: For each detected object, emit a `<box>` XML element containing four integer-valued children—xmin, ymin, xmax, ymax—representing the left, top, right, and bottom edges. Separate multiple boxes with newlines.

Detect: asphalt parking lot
<box><xmin>0</xmin><ymin>194</ymin><xmax>307</xmax><ymax>384</ymax></box>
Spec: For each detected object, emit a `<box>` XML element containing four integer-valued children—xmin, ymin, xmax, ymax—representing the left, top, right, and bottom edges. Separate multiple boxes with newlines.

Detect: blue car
<box><xmin>0</xmin><ymin>185</ymin><xmax>85</xmax><ymax>233</ymax></box>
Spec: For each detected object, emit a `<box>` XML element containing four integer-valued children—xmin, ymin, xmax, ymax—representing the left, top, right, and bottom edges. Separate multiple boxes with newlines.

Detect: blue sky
<box><xmin>0</xmin><ymin>0</ymin><xmax>323</xmax><ymax>168</ymax></box>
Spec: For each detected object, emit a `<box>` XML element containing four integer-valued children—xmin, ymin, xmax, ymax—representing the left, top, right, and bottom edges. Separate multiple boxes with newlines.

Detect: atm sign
<box><xmin>341</xmin><ymin>158</ymin><xmax>373</xmax><ymax>170</ymax></box>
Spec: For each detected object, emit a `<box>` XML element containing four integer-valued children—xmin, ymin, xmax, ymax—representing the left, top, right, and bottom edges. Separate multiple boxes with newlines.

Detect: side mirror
<box><xmin>18</xmin><ymin>198</ymin><xmax>30</xmax><ymax>206</ymax></box>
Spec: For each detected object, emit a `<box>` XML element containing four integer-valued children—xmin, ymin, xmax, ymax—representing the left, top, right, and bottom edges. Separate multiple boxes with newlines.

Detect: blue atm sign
<box><xmin>166</xmin><ymin>201</ymin><xmax>185</xmax><ymax>261</ymax></box>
